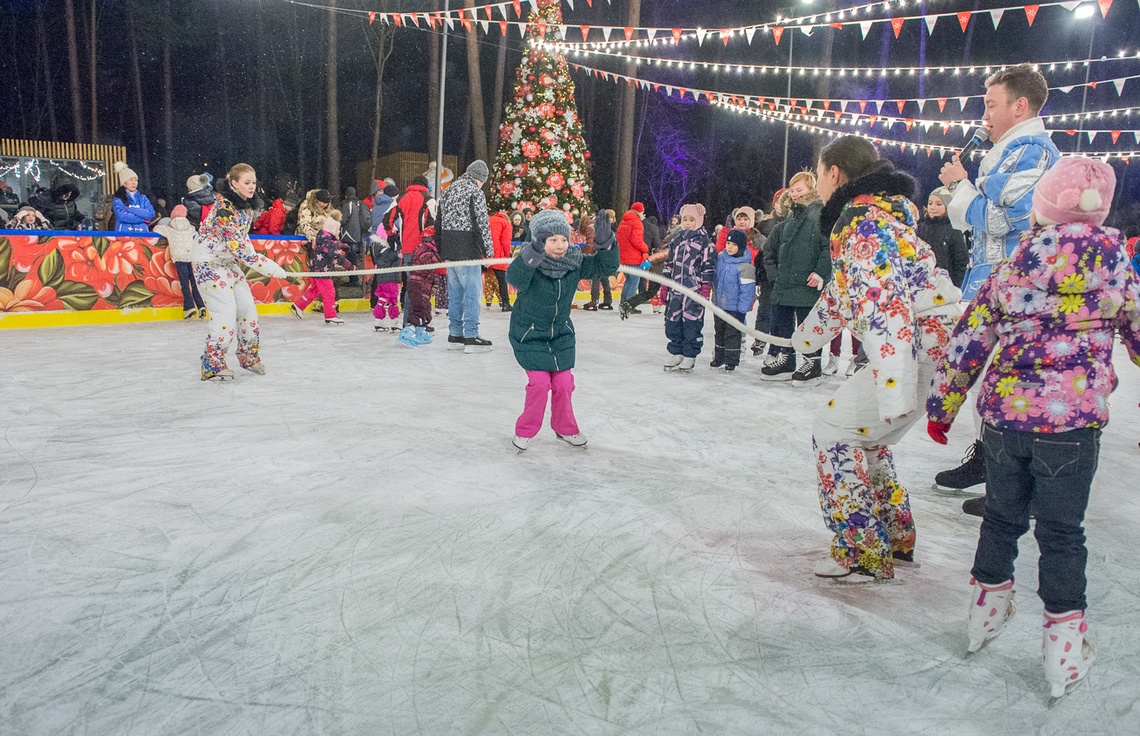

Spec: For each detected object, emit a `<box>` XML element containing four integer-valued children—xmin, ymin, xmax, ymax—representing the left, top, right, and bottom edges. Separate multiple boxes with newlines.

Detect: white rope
<box><xmin>293</xmin><ymin>256</ymin><xmax>794</xmax><ymax>348</ymax></box>
<box><xmin>617</xmin><ymin>265</ymin><xmax>794</xmax><ymax>348</ymax></box>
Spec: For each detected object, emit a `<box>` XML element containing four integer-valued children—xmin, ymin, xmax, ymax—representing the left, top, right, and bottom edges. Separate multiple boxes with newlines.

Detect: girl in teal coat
<box><xmin>507</xmin><ymin>209</ymin><xmax>619</xmax><ymax>451</ymax></box>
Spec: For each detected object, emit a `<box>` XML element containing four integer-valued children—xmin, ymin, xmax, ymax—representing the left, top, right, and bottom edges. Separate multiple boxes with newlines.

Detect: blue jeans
<box><xmin>621</xmin><ymin>270</ymin><xmax>641</xmax><ymax>303</ymax></box>
<box><xmin>971</xmin><ymin>423</ymin><xmax>1101</xmax><ymax>613</ymax></box>
<box><xmin>446</xmin><ymin>264</ymin><xmax>483</xmax><ymax>338</ymax></box>
<box><xmin>768</xmin><ymin>303</ymin><xmax>820</xmax><ymax>358</ymax></box>
<box><xmin>176</xmin><ymin>261</ymin><xmax>205</xmax><ymax>311</ymax></box>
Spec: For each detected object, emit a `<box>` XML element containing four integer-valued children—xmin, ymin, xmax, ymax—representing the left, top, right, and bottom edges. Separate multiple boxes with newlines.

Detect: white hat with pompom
<box><xmin>113</xmin><ymin>161</ymin><xmax>139</xmax><ymax>186</ymax></box>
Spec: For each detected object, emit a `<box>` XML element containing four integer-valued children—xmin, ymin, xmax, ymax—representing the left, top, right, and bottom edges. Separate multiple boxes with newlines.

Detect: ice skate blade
<box><xmin>930</xmin><ymin>482</ymin><xmax>985</xmax><ymax>497</ymax></box>
<box><xmin>1048</xmin><ymin>678</ymin><xmax>1088</xmax><ymax>706</ymax></box>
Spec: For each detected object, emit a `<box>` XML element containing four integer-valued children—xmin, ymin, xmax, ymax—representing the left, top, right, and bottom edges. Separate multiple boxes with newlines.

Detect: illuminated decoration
<box><xmin>488</xmin><ymin>0</ymin><xmax>594</xmax><ymax>214</ymax></box>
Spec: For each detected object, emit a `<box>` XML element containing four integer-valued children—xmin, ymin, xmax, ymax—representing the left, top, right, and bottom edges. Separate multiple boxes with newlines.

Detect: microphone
<box><xmin>958</xmin><ymin>127</ymin><xmax>991</xmax><ymax>161</ymax></box>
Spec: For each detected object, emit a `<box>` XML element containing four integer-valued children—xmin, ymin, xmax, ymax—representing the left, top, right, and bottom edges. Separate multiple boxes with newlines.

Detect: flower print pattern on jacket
<box><xmin>661</xmin><ymin>227</ymin><xmax>715</xmax><ymax>322</ymax></box>
<box><xmin>927</xmin><ymin>222</ymin><xmax>1140</xmax><ymax>433</ymax></box>
<box><xmin>191</xmin><ymin>193</ymin><xmax>288</xmax><ymax>281</ymax></box>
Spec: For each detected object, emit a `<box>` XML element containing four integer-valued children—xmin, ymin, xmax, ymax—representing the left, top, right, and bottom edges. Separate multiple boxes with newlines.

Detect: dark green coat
<box><xmin>764</xmin><ymin>200</ymin><xmax>831</xmax><ymax>307</ymax></box>
<box><xmin>507</xmin><ymin>245</ymin><xmax>620</xmax><ymax>371</ymax></box>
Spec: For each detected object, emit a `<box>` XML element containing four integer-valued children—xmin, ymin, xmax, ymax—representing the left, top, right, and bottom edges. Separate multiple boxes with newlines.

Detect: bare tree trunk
<box><xmin>488</xmin><ymin>29</ymin><xmax>508</xmax><ymax>163</ymax></box>
<box><xmin>463</xmin><ymin>0</ymin><xmax>488</xmax><ymax>164</ymax></box>
<box><xmin>288</xmin><ymin>3</ymin><xmax>306</xmax><ymax>185</ymax></box>
<box><xmin>427</xmin><ymin>0</ymin><xmax>440</xmax><ymax>156</ymax></box>
<box><xmin>613</xmin><ymin>0</ymin><xmax>641</xmax><ymax>213</ymax></box>
<box><xmin>36</xmin><ymin>3</ymin><xmax>60</xmax><ymax>141</ymax></box>
<box><xmin>163</xmin><ymin>0</ymin><xmax>174</xmax><ymax>196</ymax></box>
<box><xmin>64</xmin><ymin>0</ymin><xmax>85</xmax><ymax>141</ymax></box>
<box><xmin>326</xmin><ymin>0</ymin><xmax>340</xmax><ymax>193</ymax></box>
<box><xmin>256</xmin><ymin>0</ymin><xmax>270</xmax><ymax>173</ymax></box>
<box><xmin>127</xmin><ymin>2</ymin><xmax>151</xmax><ymax>190</ymax></box>
<box><xmin>215</xmin><ymin>0</ymin><xmax>234</xmax><ymax>164</ymax></box>
<box><xmin>88</xmin><ymin>0</ymin><xmax>98</xmax><ymax>142</ymax></box>
<box><xmin>459</xmin><ymin>95</ymin><xmax>473</xmax><ymax>167</ymax></box>
<box><xmin>369</xmin><ymin>26</ymin><xmax>395</xmax><ymax>180</ymax></box>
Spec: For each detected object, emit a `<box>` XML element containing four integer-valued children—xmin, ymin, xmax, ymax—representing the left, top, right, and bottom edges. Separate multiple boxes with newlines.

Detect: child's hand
<box><xmin>641</xmin><ymin>259</ymin><xmax>651</xmax><ymax>270</ymax></box>
<box><xmin>807</xmin><ymin>273</ymin><xmax>824</xmax><ymax>289</ymax></box>
<box><xmin>927</xmin><ymin>420</ymin><xmax>952</xmax><ymax>445</ymax></box>
<box><xmin>658</xmin><ymin>285</ymin><xmax>669</xmax><ymax>302</ymax></box>
<box><xmin>698</xmin><ymin>284</ymin><xmax>712</xmax><ymax>299</ymax></box>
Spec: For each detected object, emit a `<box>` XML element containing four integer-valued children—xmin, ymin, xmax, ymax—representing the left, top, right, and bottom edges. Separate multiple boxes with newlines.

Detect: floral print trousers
<box><xmin>193</xmin><ymin>262</ymin><xmax>261</xmax><ymax>378</ymax></box>
<box><xmin>812</xmin><ymin>355</ymin><xmax>936</xmax><ymax>579</ymax></box>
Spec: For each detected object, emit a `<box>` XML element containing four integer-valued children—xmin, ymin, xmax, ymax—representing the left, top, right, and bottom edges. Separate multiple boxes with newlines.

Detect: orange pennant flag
<box><xmin>368</xmin><ymin>11</ymin><xmax>375</xmax><ymax>24</ymax></box>
<box><xmin>653</xmin><ymin>83</ymin><xmax>660</xmax><ymax>92</ymax></box>
<box><xmin>937</xmin><ymin>98</ymin><xmax>947</xmax><ymax>112</ymax></box>
<box><xmin>1097</xmin><ymin>0</ymin><xmax>1113</xmax><ymax>18</ymax></box>
<box><xmin>957</xmin><ymin>11</ymin><xmax>971</xmax><ymax>32</ymax></box>
<box><xmin>513</xmin><ymin>0</ymin><xmax>521</xmax><ymax>17</ymax></box>
<box><xmin>896</xmin><ymin>100</ymin><xmax>906</xmax><ymax>114</ymax></box>
<box><xmin>891</xmin><ymin>17</ymin><xmax>905</xmax><ymax>38</ymax></box>
<box><xmin>500</xmin><ymin>21</ymin><xmax>507</xmax><ymax>35</ymax></box>
<box><xmin>868</xmin><ymin>115</ymin><xmax>878</xmax><ymax>126</ymax></box>
<box><xmin>772</xmin><ymin>26</ymin><xmax>785</xmax><ymax>46</ymax></box>
<box><xmin>942</xmin><ymin>122</ymin><xmax>951</xmax><ymax>134</ymax></box>
<box><xmin>672</xmin><ymin>28</ymin><xmax>682</xmax><ymax>43</ymax></box>
<box><xmin>904</xmin><ymin>118</ymin><xmax>914</xmax><ymax>131</ymax></box>
<box><xmin>1024</xmin><ymin>5</ymin><xmax>1039</xmax><ymax>25</ymax></box>
<box><xmin>1111</xmin><ymin>130</ymin><xmax>1122</xmax><ymax>143</ymax></box>
<box><xmin>536</xmin><ymin>21</ymin><xmax>546</xmax><ymax>36</ymax></box>
<box><xmin>624</xmin><ymin>26</ymin><xmax>634</xmax><ymax>41</ymax></box>
<box><xmin>721</xmin><ymin>29</ymin><xmax>731</xmax><ymax>45</ymax></box>
<box><xmin>394</xmin><ymin>14</ymin><xmax>403</xmax><ymax>27</ymax></box>
<box><xmin>858</xmin><ymin>100</ymin><xmax>868</xmax><ymax>113</ymax></box>
<box><xmin>460</xmin><ymin>14</ymin><xmax>471</xmax><ymax>32</ymax></box>
<box><xmin>1066</xmin><ymin>129</ymin><xmax>1077</xmax><ymax>135</ymax></box>
<box><xmin>829</xmin><ymin>22</ymin><xmax>842</xmax><ymax>29</ymax></box>
<box><xmin>580</xmin><ymin>25</ymin><xmax>589</xmax><ymax>40</ymax></box>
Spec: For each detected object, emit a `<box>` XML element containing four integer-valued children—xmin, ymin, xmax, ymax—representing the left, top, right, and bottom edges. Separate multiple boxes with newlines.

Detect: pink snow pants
<box><xmin>515</xmin><ymin>370</ymin><xmax>580</xmax><ymax>439</ymax></box>
<box><xmin>294</xmin><ymin>277</ymin><xmax>337</xmax><ymax>318</ymax></box>
<box><xmin>373</xmin><ymin>282</ymin><xmax>400</xmax><ymax>319</ymax></box>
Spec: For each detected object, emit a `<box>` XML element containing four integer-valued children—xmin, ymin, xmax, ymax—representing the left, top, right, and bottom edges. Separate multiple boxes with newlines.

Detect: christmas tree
<box><xmin>489</xmin><ymin>0</ymin><xmax>594</xmax><ymax>215</ymax></box>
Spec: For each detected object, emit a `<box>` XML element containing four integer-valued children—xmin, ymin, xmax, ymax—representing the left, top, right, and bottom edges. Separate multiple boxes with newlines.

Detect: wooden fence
<box><xmin>0</xmin><ymin>139</ymin><xmax>127</xmax><ymax>195</ymax></box>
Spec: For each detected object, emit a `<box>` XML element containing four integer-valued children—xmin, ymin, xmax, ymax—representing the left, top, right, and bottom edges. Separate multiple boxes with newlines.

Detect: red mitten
<box><xmin>698</xmin><ymin>284</ymin><xmax>712</xmax><ymax>299</ymax></box>
<box><xmin>658</xmin><ymin>285</ymin><xmax>669</xmax><ymax>302</ymax></box>
<box><xmin>927</xmin><ymin>420</ymin><xmax>952</xmax><ymax>445</ymax></box>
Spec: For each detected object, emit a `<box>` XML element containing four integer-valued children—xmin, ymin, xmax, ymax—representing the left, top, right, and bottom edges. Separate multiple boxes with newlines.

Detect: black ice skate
<box><xmin>933</xmin><ymin>440</ymin><xmax>986</xmax><ymax>493</ymax></box>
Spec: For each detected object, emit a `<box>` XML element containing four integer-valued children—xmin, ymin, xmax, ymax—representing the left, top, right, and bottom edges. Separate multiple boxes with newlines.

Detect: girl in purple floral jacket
<box><xmin>926</xmin><ymin>157</ymin><xmax>1140</xmax><ymax>699</ymax></box>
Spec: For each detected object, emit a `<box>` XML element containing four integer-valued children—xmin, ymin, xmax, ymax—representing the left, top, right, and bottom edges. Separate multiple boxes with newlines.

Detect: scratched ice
<box><xmin>1</xmin><ymin>310</ymin><xmax>1138</xmax><ymax>734</ymax></box>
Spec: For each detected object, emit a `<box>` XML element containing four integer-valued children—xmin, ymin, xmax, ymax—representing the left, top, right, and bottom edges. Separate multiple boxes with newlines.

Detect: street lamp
<box><xmin>1074</xmin><ymin>3</ymin><xmax>1095</xmax><ymax>152</ymax></box>
<box><xmin>780</xmin><ymin>0</ymin><xmax>813</xmax><ymax>183</ymax></box>
<box><xmin>434</xmin><ymin>0</ymin><xmax>450</xmax><ymax>197</ymax></box>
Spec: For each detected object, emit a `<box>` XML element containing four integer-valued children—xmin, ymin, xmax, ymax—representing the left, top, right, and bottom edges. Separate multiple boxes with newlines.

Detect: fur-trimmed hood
<box><xmin>819</xmin><ymin>160</ymin><xmax>918</xmax><ymax>235</ymax></box>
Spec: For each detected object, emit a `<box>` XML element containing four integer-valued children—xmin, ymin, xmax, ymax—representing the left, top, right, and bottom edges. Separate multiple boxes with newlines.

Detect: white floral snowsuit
<box><xmin>796</xmin><ymin>185</ymin><xmax>961</xmax><ymax>578</ymax></box>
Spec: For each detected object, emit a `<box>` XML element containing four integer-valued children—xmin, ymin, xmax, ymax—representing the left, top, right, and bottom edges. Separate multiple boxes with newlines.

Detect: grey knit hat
<box><xmin>529</xmin><ymin>209</ymin><xmax>572</xmax><ymax>244</ymax></box>
<box><xmin>466</xmin><ymin>159</ymin><xmax>489</xmax><ymax>181</ymax></box>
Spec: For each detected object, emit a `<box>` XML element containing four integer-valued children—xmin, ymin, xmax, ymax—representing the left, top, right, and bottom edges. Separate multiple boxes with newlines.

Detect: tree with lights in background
<box><xmin>489</xmin><ymin>0</ymin><xmax>594</xmax><ymax>216</ymax></box>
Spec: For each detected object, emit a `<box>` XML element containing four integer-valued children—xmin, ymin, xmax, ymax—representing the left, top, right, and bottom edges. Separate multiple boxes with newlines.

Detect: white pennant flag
<box><xmin>746</xmin><ymin>27</ymin><xmax>757</xmax><ymax>44</ymax></box>
<box><xmin>566</xmin><ymin>0</ymin><xmax>574</xmax><ymax>9</ymax></box>
<box><xmin>1059</xmin><ymin>1</ymin><xmax>1080</xmax><ymax>10</ymax></box>
<box><xmin>602</xmin><ymin>26</ymin><xmax>612</xmax><ymax>41</ymax></box>
<box><xmin>859</xmin><ymin>21</ymin><xmax>873</xmax><ymax>39</ymax></box>
<box><xmin>925</xmin><ymin>15</ymin><xmax>938</xmax><ymax>34</ymax></box>
<box><xmin>1134</xmin><ymin>131</ymin><xmax>1140</xmax><ymax>144</ymax></box>
<box><xmin>517</xmin><ymin>22</ymin><xmax>527</xmax><ymax>38</ymax></box>
<box><xmin>959</xmin><ymin>123</ymin><xmax>971</xmax><ymax>135</ymax></box>
<box><xmin>956</xmin><ymin>96</ymin><xmax>969</xmax><ymax>110</ymax></box>
<box><xmin>799</xmin><ymin>25</ymin><xmax>813</xmax><ymax>36</ymax></box>
<box><xmin>1058</xmin><ymin>86</ymin><xmax>1074</xmax><ymax>94</ymax></box>
<box><xmin>989</xmin><ymin>9</ymin><xmax>1005</xmax><ymax>28</ymax></box>
<box><xmin>479</xmin><ymin>20</ymin><xmax>489</xmax><ymax>33</ymax></box>
<box><xmin>665</xmin><ymin>85</ymin><xmax>674</xmax><ymax>97</ymax></box>
<box><xmin>445</xmin><ymin>16</ymin><xmax>455</xmax><ymax>30</ymax></box>
<box><xmin>557</xmin><ymin>25</ymin><xmax>568</xmax><ymax>40</ymax></box>
<box><xmin>496</xmin><ymin>3</ymin><xmax>507</xmax><ymax>19</ymax></box>
<box><xmin>921</xmin><ymin>121</ymin><xmax>933</xmax><ymax>131</ymax></box>
<box><xmin>919</xmin><ymin>99</ymin><xmax>930</xmax><ymax>112</ymax></box>
<box><xmin>648</xmin><ymin>28</ymin><xmax>659</xmax><ymax>40</ymax></box>
<box><xmin>1086</xmin><ymin>130</ymin><xmax>1097</xmax><ymax>143</ymax></box>
<box><xmin>1113</xmin><ymin>78</ymin><xmax>1127</xmax><ymax>95</ymax></box>
<box><xmin>696</xmin><ymin>28</ymin><xmax>708</xmax><ymax>45</ymax></box>
<box><xmin>529</xmin><ymin>0</ymin><xmax>538</xmax><ymax>13</ymax></box>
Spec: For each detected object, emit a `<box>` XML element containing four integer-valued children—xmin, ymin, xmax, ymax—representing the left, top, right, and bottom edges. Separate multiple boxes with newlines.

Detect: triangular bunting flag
<box><xmin>942</xmin><ymin>122</ymin><xmax>951</xmax><ymax>134</ymax></box>
<box><xmin>918</xmin><ymin>99</ymin><xmax>929</xmax><ymax>112</ymax></box>
<box><xmin>1098</xmin><ymin>0</ymin><xmax>1113</xmax><ymax>17</ymax></box>
<box><xmin>483</xmin><ymin>5</ymin><xmax>493</xmax><ymax>19</ymax></box>
<box><xmin>696</xmin><ymin>28</ymin><xmax>708</xmax><ymax>45</ymax></box>
<box><xmin>833</xmin><ymin>109</ymin><xmax>843</xmax><ymax>121</ymax></box>
<box><xmin>868</xmin><ymin>115</ymin><xmax>878</xmax><ymax>126</ymax></box>
<box><xmin>535</xmin><ymin>21</ymin><xmax>546</xmax><ymax>37</ymax></box>
<box><xmin>771</xmin><ymin>26</ymin><xmax>784</xmax><ymax>45</ymax></box>
<box><xmin>720</xmin><ymin>29</ymin><xmax>731</xmax><ymax>45</ymax></box>
<box><xmin>624</xmin><ymin>26</ymin><xmax>634</xmax><ymax>41</ymax></box>
<box><xmin>859</xmin><ymin>21</ymin><xmax>873</xmax><ymax>39</ymax></box>
<box><xmin>580</xmin><ymin>25</ymin><xmax>589</xmax><ymax>40</ymax></box>
<box><xmin>1113</xmin><ymin>78</ymin><xmax>1126</xmax><ymax>95</ymax></box>
<box><xmin>1066</xmin><ymin>129</ymin><xmax>1077</xmax><ymax>135</ymax></box>
<box><xmin>499</xmin><ymin>20</ymin><xmax>507</xmax><ymax>35</ymax></box>
<box><xmin>1089</xmin><ymin>81</ymin><xmax>1098</xmax><ymax>89</ymax></box>
<box><xmin>891</xmin><ymin>17</ymin><xmax>905</xmax><ymax>38</ymax></box>
<box><xmin>368</xmin><ymin>11</ymin><xmax>375</xmax><ymax>24</ymax></box>
<box><xmin>706</xmin><ymin>91</ymin><xmax>715</xmax><ymax>102</ymax></box>
<box><xmin>479</xmin><ymin>20</ymin><xmax>490</xmax><ymax>34</ymax></box>
<box><xmin>990</xmin><ymin>9</ymin><xmax>1005</xmax><ymax>28</ymax></box>
<box><xmin>1058</xmin><ymin>85</ymin><xmax>1074</xmax><ymax>93</ymax></box>
<box><xmin>1134</xmin><ymin>131</ymin><xmax>1140</xmax><ymax>144</ymax></box>
<box><xmin>957</xmin><ymin>11</ymin><xmax>971</xmax><ymax>32</ymax></box>
<box><xmin>672</xmin><ymin>28</ymin><xmax>682</xmax><ymax>43</ymax></box>
<box><xmin>394</xmin><ymin>14</ymin><xmax>403</xmax><ymax>27</ymax></box>
<box><xmin>566</xmin><ymin>0</ymin><xmax>574</xmax><ymax>9</ymax></box>
<box><xmin>956</xmin><ymin>96</ymin><xmax>969</xmax><ymax>110</ymax></box>
<box><xmin>679</xmin><ymin>87</ymin><xmax>687</xmax><ymax>99</ymax></box>
<box><xmin>905</xmin><ymin>118</ymin><xmax>914</xmax><ymax>131</ymax></box>
<box><xmin>512</xmin><ymin>0</ymin><xmax>521</xmax><ymax>17</ymax></box>
<box><xmin>746</xmin><ymin>27</ymin><xmax>757</xmax><ymax>43</ymax></box>
<box><xmin>1111</xmin><ymin>130</ymin><xmax>1122</xmax><ymax>143</ymax></box>
<box><xmin>445</xmin><ymin>16</ymin><xmax>455</xmax><ymax>30</ymax></box>
<box><xmin>653</xmin><ymin>83</ymin><xmax>660</xmax><ymax>92</ymax></box>
<box><xmin>665</xmin><ymin>85</ymin><xmax>674</xmax><ymax>97</ymax></box>
<box><xmin>896</xmin><ymin>100</ymin><xmax>906</xmax><ymax>114</ymax></box>
<box><xmin>899</xmin><ymin>143</ymin><xmax>906</xmax><ymax>153</ymax></box>
<box><xmin>859</xmin><ymin>100</ymin><xmax>868</xmax><ymax>114</ymax></box>
<box><xmin>938</xmin><ymin>98</ymin><xmax>948</xmax><ymax>112</ymax></box>
<box><xmin>557</xmin><ymin>25</ymin><xmax>567</xmax><ymax>39</ymax></box>
<box><xmin>960</xmin><ymin>123</ymin><xmax>971</xmax><ymax>135</ymax></box>
<box><xmin>1059</xmin><ymin>1</ymin><xmax>1080</xmax><ymax>10</ymax></box>
<box><xmin>925</xmin><ymin>15</ymin><xmax>937</xmax><ymax>34</ymax></box>
<box><xmin>1086</xmin><ymin>130</ymin><xmax>1097</xmax><ymax>143</ymax></box>
<box><xmin>1025</xmin><ymin>5</ymin><xmax>1039</xmax><ymax>25</ymax></box>
<box><xmin>516</xmin><ymin>22</ymin><xmax>526</xmax><ymax>37</ymax></box>
<box><xmin>799</xmin><ymin>26</ymin><xmax>813</xmax><ymax>36</ymax></box>
<box><xmin>830</xmin><ymin>22</ymin><xmax>842</xmax><ymax>29</ymax></box>
<box><xmin>601</xmin><ymin>26</ymin><xmax>612</xmax><ymax>41</ymax></box>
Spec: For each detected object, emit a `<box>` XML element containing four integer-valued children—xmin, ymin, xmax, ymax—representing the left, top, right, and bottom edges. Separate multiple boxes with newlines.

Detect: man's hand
<box><xmin>939</xmin><ymin>154</ymin><xmax>969</xmax><ymax>187</ymax></box>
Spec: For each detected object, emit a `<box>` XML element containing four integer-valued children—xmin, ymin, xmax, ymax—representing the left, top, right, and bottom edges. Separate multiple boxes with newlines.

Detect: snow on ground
<box><xmin>1</xmin><ymin>308</ymin><xmax>1138</xmax><ymax>735</ymax></box>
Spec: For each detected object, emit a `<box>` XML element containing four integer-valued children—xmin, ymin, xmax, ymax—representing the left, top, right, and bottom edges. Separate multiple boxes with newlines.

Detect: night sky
<box><xmin>3</xmin><ymin>0</ymin><xmax>1138</xmax><ymax>224</ymax></box>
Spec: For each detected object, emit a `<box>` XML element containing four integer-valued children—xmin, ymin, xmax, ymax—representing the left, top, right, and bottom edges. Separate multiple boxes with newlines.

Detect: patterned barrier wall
<box><xmin>0</xmin><ymin>231</ymin><xmax>310</xmax><ymax>314</ymax></box>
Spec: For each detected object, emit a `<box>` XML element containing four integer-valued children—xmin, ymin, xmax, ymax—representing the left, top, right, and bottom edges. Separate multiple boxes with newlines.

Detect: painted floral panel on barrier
<box><xmin>0</xmin><ymin>233</ymin><xmax>309</xmax><ymax>313</ymax></box>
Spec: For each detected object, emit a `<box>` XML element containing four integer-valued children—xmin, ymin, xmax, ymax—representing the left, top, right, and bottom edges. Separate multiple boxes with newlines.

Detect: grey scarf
<box><xmin>535</xmin><ymin>245</ymin><xmax>583</xmax><ymax>280</ymax></box>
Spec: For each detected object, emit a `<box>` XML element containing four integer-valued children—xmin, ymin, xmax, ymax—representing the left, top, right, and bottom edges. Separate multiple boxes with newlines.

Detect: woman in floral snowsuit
<box><xmin>191</xmin><ymin>164</ymin><xmax>301</xmax><ymax>380</ymax></box>
<box><xmin>796</xmin><ymin>137</ymin><xmax>962</xmax><ymax>581</ymax></box>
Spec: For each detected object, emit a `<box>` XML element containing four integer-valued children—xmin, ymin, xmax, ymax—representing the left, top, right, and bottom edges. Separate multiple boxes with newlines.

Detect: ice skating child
<box><xmin>153</xmin><ymin>204</ymin><xmax>206</xmax><ymax>319</ymax></box>
<box><xmin>399</xmin><ymin>218</ymin><xmax>442</xmax><ymax>348</ymax></box>
<box><xmin>798</xmin><ymin>136</ymin><xmax>961</xmax><ymax>582</ymax></box>
<box><xmin>507</xmin><ymin>209</ymin><xmax>619</xmax><ymax>450</ymax></box>
<box><xmin>371</xmin><ymin>232</ymin><xmax>402</xmax><ymax>332</ymax></box>
<box><xmin>290</xmin><ymin>212</ymin><xmax>354</xmax><ymax>325</ymax></box>
<box><xmin>925</xmin><ymin>157</ymin><xmax>1140</xmax><ymax>697</ymax></box>
<box><xmin>710</xmin><ymin>229</ymin><xmax>756</xmax><ymax>371</ymax></box>
<box><xmin>191</xmin><ymin>163</ymin><xmax>301</xmax><ymax>380</ymax></box>
<box><xmin>658</xmin><ymin>203</ymin><xmax>716</xmax><ymax>372</ymax></box>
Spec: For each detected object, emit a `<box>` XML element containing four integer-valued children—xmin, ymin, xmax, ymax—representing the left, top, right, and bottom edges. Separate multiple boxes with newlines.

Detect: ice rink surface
<box><xmin>2</xmin><ymin>308</ymin><xmax>1138</xmax><ymax>735</ymax></box>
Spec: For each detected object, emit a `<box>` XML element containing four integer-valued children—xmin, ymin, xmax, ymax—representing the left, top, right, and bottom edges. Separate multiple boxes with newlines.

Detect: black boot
<box><xmin>962</xmin><ymin>496</ymin><xmax>986</xmax><ymax>517</ymax></box>
<box><xmin>934</xmin><ymin>440</ymin><xmax>986</xmax><ymax>492</ymax></box>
